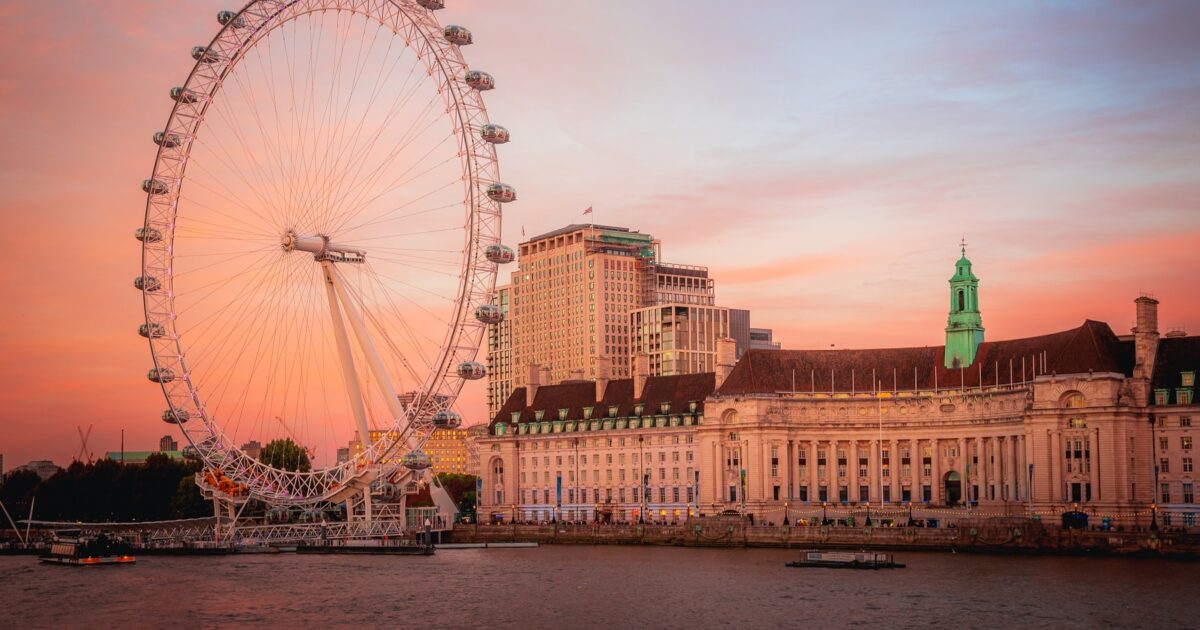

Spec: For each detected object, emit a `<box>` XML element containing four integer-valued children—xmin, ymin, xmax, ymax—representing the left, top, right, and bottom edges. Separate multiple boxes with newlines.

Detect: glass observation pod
<box><xmin>138</xmin><ymin>322</ymin><xmax>166</xmax><ymax>338</ymax></box>
<box><xmin>443</xmin><ymin>25</ymin><xmax>473</xmax><ymax>46</ymax></box>
<box><xmin>162</xmin><ymin>409</ymin><xmax>190</xmax><ymax>424</ymax></box>
<box><xmin>135</xmin><ymin>226</ymin><xmax>163</xmax><ymax>243</ymax></box>
<box><xmin>134</xmin><ymin>275</ymin><xmax>162</xmax><ymax>292</ymax></box>
<box><xmin>486</xmin><ymin>183</ymin><xmax>517</xmax><ymax>203</ymax></box>
<box><xmin>474</xmin><ymin>303</ymin><xmax>504</xmax><ymax>324</ymax></box>
<box><xmin>147</xmin><ymin>367</ymin><xmax>176</xmax><ymax>383</ymax></box>
<box><xmin>484</xmin><ymin>244</ymin><xmax>515</xmax><ymax>264</ymax></box>
<box><xmin>153</xmin><ymin>132</ymin><xmax>182</xmax><ymax>148</ymax></box>
<box><xmin>191</xmin><ymin>46</ymin><xmax>221</xmax><ymax>63</ymax></box>
<box><xmin>169</xmin><ymin>87</ymin><xmax>202</xmax><ymax>104</ymax></box>
<box><xmin>216</xmin><ymin>10</ymin><xmax>245</xmax><ymax>28</ymax></box>
<box><xmin>417</xmin><ymin>0</ymin><xmax>445</xmax><ymax>9</ymax></box>
<box><xmin>401</xmin><ymin>451</ymin><xmax>433</xmax><ymax>471</ymax></box>
<box><xmin>465</xmin><ymin>70</ymin><xmax>495</xmax><ymax>91</ymax></box>
<box><xmin>181</xmin><ymin>445</ymin><xmax>199</xmax><ymax>459</ymax></box>
<box><xmin>432</xmin><ymin>410</ymin><xmax>463</xmax><ymax>429</ymax></box>
<box><xmin>457</xmin><ymin>361</ymin><xmax>487</xmax><ymax>380</ymax></box>
<box><xmin>142</xmin><ymin>178</ymin><xmax>170</xmax><ymax>195</ymax></box>
<box><xmin>480</xmin><ymin>124</ymin><xmax>509</xmax><ymax>144</ymax></box>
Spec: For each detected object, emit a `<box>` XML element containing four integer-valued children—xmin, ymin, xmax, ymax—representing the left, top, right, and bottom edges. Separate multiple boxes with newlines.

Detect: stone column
<box><xmin>979</xmin><ymin>437</ymin><xmax>989</xmax><ymax>504</ymax></box>
<box><xmin>849</xmin><ymin>439</ymin><xmax>859</xmax><ymax>502</ymax></box>
<box><xmin>1007</xmin><ymin>435</ymin><xmax>1018</xmax><ymax>502</ymax></box>
<box><xmin>957</xmin><ymin>436</ymin><xmax>967</xmax><ymax>505</ymax></box>
<box><xmin>869</xmin><ymin>439</ymin><xmax>881</xmax><ymax>503</ymax></box>
<box><xmin>808</xmin><ymin>440</ymin><xmax>820</xmax><ymax>502</ymax></box>
<box><xmin>1091</xmin><ymin>427</ymin><xmax>1101</xmax><ymax>502</ymax></box>
<box><xmin>930</xmin><ymin>438</ymin><xmax>941</xmax><ymax>504</ymax></box>
<box><xmin>1050</xmin><ymin>430</ymin><xmax>1063</xmax><ymax>503</ymax></box>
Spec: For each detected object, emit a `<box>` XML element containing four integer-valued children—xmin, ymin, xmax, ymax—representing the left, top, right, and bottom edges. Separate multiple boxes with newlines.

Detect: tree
<box><xmin>0</xmin><ymin>469</ymin><xmax>41</xmax><ymax>514</ymax></box>
<box><xmin>259</xmin><ymin>438</ymin><xmax>311</xmax><ymax>472</ymax></box>
<box><xmin>172</xmin><ymin>474</ymin><xmax>210</xmax><ymax>518</ymax></box>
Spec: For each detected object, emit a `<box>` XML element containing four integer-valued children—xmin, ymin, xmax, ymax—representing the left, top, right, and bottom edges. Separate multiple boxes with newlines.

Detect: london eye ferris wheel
<box><xmin>136</xmin><ymin>0</ymin><xmax>515</xmax><ymax>508</ymax></box>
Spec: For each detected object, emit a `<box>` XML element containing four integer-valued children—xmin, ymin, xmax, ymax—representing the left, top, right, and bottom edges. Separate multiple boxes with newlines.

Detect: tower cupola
<box><xmin>944</xmin><ymin>239</ymin><xmax>985</xmax><ymax>368</ymax></box>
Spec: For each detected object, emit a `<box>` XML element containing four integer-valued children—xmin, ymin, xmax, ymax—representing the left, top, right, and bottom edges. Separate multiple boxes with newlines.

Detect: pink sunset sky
<box><xmin>1</xmin><ymin>0</ymin><xmax>1198</xmax><ymax>469</ymax></box>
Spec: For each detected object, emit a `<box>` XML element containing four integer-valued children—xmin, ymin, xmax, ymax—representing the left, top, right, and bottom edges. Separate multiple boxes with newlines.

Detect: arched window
<box><xmin>957</xmin><ymin>289</ymin><xmax>965</xmax><ymax>311</ymax></box>
<box><xmin>1061</xmin><ymin>392</ymin><xmax>1086</xmax><ymax>408</ymax></box>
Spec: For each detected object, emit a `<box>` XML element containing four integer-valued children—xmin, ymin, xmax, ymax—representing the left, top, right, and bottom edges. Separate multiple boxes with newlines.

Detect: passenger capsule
<box><xmin>465</xmin><ymin>70</ymin><xmax>494</xmax><ymax>91</ymax></box>
<box><xmin>457</xmin><ymin>361</ymin><xmax>486</xmax><ymax>380</ymax></box>
<box><xmin>135</xmin><ymin>226</ymin><xmax>163</xmax><ymax>243</ymax></box>
<box><xmin>170</xmin><ymin>87</ymin><xmax>201</xmax><ymax>104</ymax></box>
<box><xmin>147</xmin><ymin>367</ymin><xmax>176</xmax><ymax>383</ymax></box>
<box><xmin>474</xmin><ymin>304</ymin><xmax>504</xmax><ymax>324</ymax></box>
<box><xmin>162</xmin><ymin>408</ymin><xmax>190</xmax><ymax>424</ymax></box>
<box><xmin>134</xmin><ymin>275</ymin><xmax>162</xmax><ymax>292</ymax></box>
<box><xmin>486</xmin><ymin>183</ymin><xmax>517</xmax><ymax>203</ymax></box>
<box><xmin>416</xmin><ymin>0</ymin><xmax>445</xmax><ymax>9</ymax></box>
<box><xmin>401</xmin><ymin>450</ymin><xmax>433</xmax><ymax>471</ymax></box>
<box><xmin>138</xmin><ymin>322</ymin><xmax>166</xmax><ymax>338</ymax></box>
<box><xmin>479</xmin><ymin>124</ymin><xmax>509</xmax><ymax>144</ymax></box>
<box><xmin>217</xmin><ymin>10</ymin><xmax>245</xmax><ymax>28</ymax></box>
<box><xmin>142</xmin><ymin>178</ymin><xmax>170</xmax><ymax>195</ymax></box>
<box><xmin>191</xmin><ymin>46</ymin><xmax>220</xmax><ymax>63</ymax></box>
<box><xmin>181</xmin><ymin>445</ymin><xmax>199</xmax><ymax>459</ymax></box>
<box><xmin>153</xmin><ymin>132</ymin><xmax>182</xmax><ymax>148</ymax></box>
<box><xmin>443</xmin><ymin>25</ymin><xmax>473</xmax><ymax>46</ymax></box>
<box><xmin>432</xmin><ymin>410</ymin><xmax>462</xmax><ymax>430</ymax></box>
<box><xmin>484</xmin><ymin>244</ymin><xmax>514</xmax><ymax>264</ymax></box>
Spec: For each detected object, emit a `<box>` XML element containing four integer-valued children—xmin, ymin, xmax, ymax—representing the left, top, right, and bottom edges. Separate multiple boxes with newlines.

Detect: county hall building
<box><xmin>477</xmin><ymin>251</ymin><xmax>1198</xmax><ymax>528</ymax></box>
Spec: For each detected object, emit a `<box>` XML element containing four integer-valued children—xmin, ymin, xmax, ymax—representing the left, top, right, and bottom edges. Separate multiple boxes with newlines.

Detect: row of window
<box><xmin>523</xmin><ymin>450</ymin><xmax>692</xmax><ymax>467</ymax></box>
<box><xmin>1158</xmin><ymin>436</ymin><xmax>1194</xmax><ymax>451</ymax></box>
<box><xmin>1160</xmin><ymin>482</ymin><xmax>1197</xmax><ymax>504</ymax></box>
<box><xmin>522</xmin><ymin>466</ymin><xmax>693</xmax><ymax>483</ymax></box>
<box><xmin>1158</xmin><ymin>457</ymin><xmax>1195</xmax><ymax>474</ymax></box>
<box><xmin>521</xmin><ymin>486</ymin><xmax>696</xmax><ymax>505</ymax></box>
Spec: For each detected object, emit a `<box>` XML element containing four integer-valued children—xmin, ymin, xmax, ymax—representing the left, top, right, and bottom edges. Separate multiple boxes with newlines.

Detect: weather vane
<box><xmin>959</xmin><ymin>236</ymin><xmax>967</xmax><ymax>257</ymax></box>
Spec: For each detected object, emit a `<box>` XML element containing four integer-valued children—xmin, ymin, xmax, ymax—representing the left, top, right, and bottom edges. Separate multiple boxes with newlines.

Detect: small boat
<box><xmin>786</xmin><ymin>550</ymin><xmax>905</xmax><ymax>570</ymax></box>
<box><xmin>39</xmin><ymin>531</ymin><xmax>136</xmax><ymax>566</ymax></box>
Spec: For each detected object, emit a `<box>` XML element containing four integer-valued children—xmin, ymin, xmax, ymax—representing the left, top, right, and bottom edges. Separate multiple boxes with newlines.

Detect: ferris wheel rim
<box><xmin>138</xmin><ymin>0</ymin><xmax>503</xmax><ymax>506</ymax></box>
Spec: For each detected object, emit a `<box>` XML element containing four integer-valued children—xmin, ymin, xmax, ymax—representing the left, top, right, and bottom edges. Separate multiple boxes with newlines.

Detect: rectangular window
<box><xmin>859</xmin><ymin>485</ymin><xmax>869</xmax><ymax>502</ymax></box>
<box><xmin>838</xmin><ymin>486</ymin><xmax>848</xmax><ymax>503</ymax></box>
<box><xmin>1184</xmin><ymin>457</ymin><xmax>1193</xmax><ymax>473</ymax></box>
<box><xmin>1155</xmin><ymin>390</ymin><xmax>1170</xmax><ymax>405</ymax></box>
<box><xmin>673</xmin><ymin>487</ymin><xmax>681</xmax><ymax>502</ymax></box>
<box><xmin>883</xmin><ymin>486</ymin><xmax>891</xmax><ymax>503</ymax></box>
<box><xmin>1182</xmin><ymin>416</ymin><xmax>1192</xmax><ymax>427</ymax></box>
<box><xmin>1160</xmin><ymin>458</ymin><xmax>1170</xmax><ymax>474</ymax></box>
<box><xmin>687</xmin><ymin>487</ymin><xmax>694</xmax><ymax>503</ymax></box>
<box><xmin>619</xmin><ymin>488</ymin><xmax>626</xmax><ymax>503</ymax></box>
<box><xmin>1161</xmin><ymin>482</ymin><xmax>1171</xmax><ymax>503</ymax></box>
<box><xmin>799</xmin><ymin>486</ymin><xmax>809</xmax><ymax>502</ymax></box>
<box><xmin>1184</xmin><ymin>437</ymin><xmax>1194</xmax><ymax>450</ymax></box>
<box><xmin>1160</xmin><ymin>437</ymin><xmax>1169</xmax><ymax>452</ymax></box>
<box><xmin>1179</xmin><ymin>390</ymin><xmax>1194</xmax><ymax>405</ymax></box>
<box><xmin>1184</xmin><ymin>483</ymin><xmax>1195</xmax><ymax>504</ymax></box>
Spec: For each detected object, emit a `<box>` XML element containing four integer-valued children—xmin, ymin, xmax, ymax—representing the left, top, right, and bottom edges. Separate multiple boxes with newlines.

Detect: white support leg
<box><xmin>326</xmin><ymin>264</ymin><xmax>409</xmax><ymax>443</ymax></box>
<box><xmin>321</xmin><ymin>261</ymin><xmax>372</xmax><ymax>456</ymax></box>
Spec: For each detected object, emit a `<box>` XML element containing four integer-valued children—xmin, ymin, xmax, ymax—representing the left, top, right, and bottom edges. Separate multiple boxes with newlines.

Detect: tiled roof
<box><xmin>490</xmin><ymin>372</ymin><xmax>716</xmax><ymax>427</ymax></box>
<box><xmin>1151</xmin><ymin>335</ymin><xmax>1200</xmax><ymax>404</ymax></box>
<box><xmin>717</xmin><ymin>320</ymin><xmax>1135</xmax><ymax>396</ymax></box>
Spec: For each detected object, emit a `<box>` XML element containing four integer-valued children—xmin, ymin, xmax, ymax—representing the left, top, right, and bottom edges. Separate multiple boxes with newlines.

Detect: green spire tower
<box><xmin>944</xmin><ymin>239</ymin><xmax>984</xmax><ymax>369</ymax></box>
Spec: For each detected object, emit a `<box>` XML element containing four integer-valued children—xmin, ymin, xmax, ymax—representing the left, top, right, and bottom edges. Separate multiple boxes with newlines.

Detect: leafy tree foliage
<box><xmin>259</xmin><ymin>438</ymin><xmax>311</xmax><ymax>472</ymax></box>
<box><xmin>0</xmin><ymin>455</ymin><xmax>203</xmax><ymax>522</ymax></box>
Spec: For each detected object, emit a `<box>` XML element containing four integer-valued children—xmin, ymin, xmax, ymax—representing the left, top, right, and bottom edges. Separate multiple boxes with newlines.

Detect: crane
<box><xmin>74</xmin><ymin>424</ymin><xmax>94</xmax><ymax>464</ymax></box>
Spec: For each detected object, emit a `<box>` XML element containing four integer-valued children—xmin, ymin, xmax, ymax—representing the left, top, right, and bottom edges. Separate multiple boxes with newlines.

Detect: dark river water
<box><xmin>1</xmin><ymin>546</ymin><xmax>1195</xmax><ymax>629</ymax></box>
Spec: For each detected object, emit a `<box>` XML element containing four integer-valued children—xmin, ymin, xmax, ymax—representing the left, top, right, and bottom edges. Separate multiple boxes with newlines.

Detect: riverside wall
<box><xmin>449</xmin><ymin>521</ymin><xmax>1200</xmax><ymax>558</ymax></box>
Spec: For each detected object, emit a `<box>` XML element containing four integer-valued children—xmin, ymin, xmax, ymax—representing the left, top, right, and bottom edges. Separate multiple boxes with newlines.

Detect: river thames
<box><xmin>2</xmin><ymin>546</ymin><xmax>1195</xmax><ymax>628</ymax></box>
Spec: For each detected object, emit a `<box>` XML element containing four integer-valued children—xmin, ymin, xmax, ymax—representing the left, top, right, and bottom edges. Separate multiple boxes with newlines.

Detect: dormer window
<box><xmin>535</xmin><ymin>410</ymin><xmax>545</xmax><ymax>421</ymax></box>
<box><xmin>634</xmin><ymin>404</ymin><xmax>644</xmax><ymax>416</ymax></box>
<box><xmin>1155</xmin><ymin>389</ymin><xmax>1170</xmax><ymax>406</ymax></box>
<box><xmin>558</xmin><ymin>408</ymin><xmax>569</xmax><ymax>420</ymax></box>
<box><xmin>688</xmin><ymin>401</ymin><xmax>698</xmax><ymax>413</ymax></box>
<box><xmin>510</xmin><ymin>412</ymin><xmax>520</xmax><ymax>423</ymax></box>
<box><xmin>1179</xmin><ymin>390</ymin><xmax>1194</xmax><ymax>406</ymax></box>
<box><xmin>1183</xmin><ymin>371</ymin><xmax>1196</xmax><ymax>387</ymax></box>
<box><xmin>583</xmin><ymin>406</ymin><xmax>593</xmax><ymax>420</ymax></box>
<box><xmin>608</xmin><ymin>405</ymin><xmax>618</xmax><ymax>418</ymax></box>
<box><xmin>660</xmin><ymin>402</ymin><xmax>671</xmax><ymax>414</ymax></box>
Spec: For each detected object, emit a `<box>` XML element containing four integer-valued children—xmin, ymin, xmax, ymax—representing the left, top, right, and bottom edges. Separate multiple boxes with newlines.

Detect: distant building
<box><xmin>336</xmin><ymin>447</ymin><xmax>350</xmax><ymax>464</ymax></box>
<box><xmin>105</xmin><ymin>451</ymin><xmax>184</xmax><ymax>465</ymax></box>
<box><xmin>729</xmin><ymin>309</ymin><xmax>751</xmax><ymax>357</ymax></box>
<box><xmin>632</xmin><ymin>304</ymin><xmax>731</xmax><ymax>376</ymax></box>
<box><xmin>15</xmin><ymin>460</ymin><xmax>61</xmax><ymax>480</ymax></box>
<box><xmin>465</xmin><ymin>424</ymin><xmax>488</xmax><ymax>477</ymax></box>
<box><xmin>487</xmin><ymin>284</ymin><xmax>514</xmax><ymax>419</ymax></box>
<box><xmin>160</xmin><ymin>435</ymin><xmax>178</xmax><ymax>452</ymax></box>
<box><xmin>241</xmin><ymin>440</ymin><xmax>263</xmax><ymax>460</ymax></box>
<box><xmin>425</xmin><ymin>428</ymin><xmax>470</xmax><ymax>474</ymax></box>
<box><xmin>748</xmin><ymin>327</ymin><xmax>781</xmax><ymax>351</ymax></box>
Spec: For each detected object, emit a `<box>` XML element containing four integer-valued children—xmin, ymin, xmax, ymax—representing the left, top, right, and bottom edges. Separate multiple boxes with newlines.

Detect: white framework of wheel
<box><xmin>138</xmin><ymin>0</ymin><xmax>508</xmax><ymax>507</ymax></box>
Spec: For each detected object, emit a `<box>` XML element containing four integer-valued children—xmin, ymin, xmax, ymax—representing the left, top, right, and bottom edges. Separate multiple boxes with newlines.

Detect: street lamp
<box><xmin>1151</xmin><ymin>503</ymin><xmax>1159</xmax><ymax>533</ymax></box>
<box><xmin>864</xmin><ymin>501</ymin><xmax>871</xmax><ymax>527</ymax></box>
<box><xmin>906</xmin><ymin>501</ymin><xmax>914</xmax><ymax>527</ymax></box>
<box><xmin>821</xmin><ymin>501</ymin><xmax>828</xmax><ymax>526</ymax></box>
<box><xmin>783</xmin><ymin>501</ymin><xmax>790</xmax><ymax>526</ymax></box>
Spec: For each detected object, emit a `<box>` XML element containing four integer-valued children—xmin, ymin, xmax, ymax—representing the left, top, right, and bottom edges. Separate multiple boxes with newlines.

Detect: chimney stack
<box><xmin>716</xmin><ymin>337</ymin><xmax>737</xmax><ymax>389</ymax></box>
<box><xmin>633</xmin><ymin>352</ymin><xmax>650</xmax><ymax>400</ymax></box>
<box><xmin>594</xmin><ymin>355</ymin><xmax>611</xmax><ymax>403</ymax></box>
<box><xmin>1131</xmin><ymin>296</ymin><xmax>1160</xmax><ymax>406</ymax></box>
<box><xmin>526</xmin><ymin>363</ymin><xmax>541</xmax><ymax>407</ymax></box>
<box><xmin>540</xmin><ymin>365</ymin><xmax>553</xmax><ymax>388</ymax></box>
